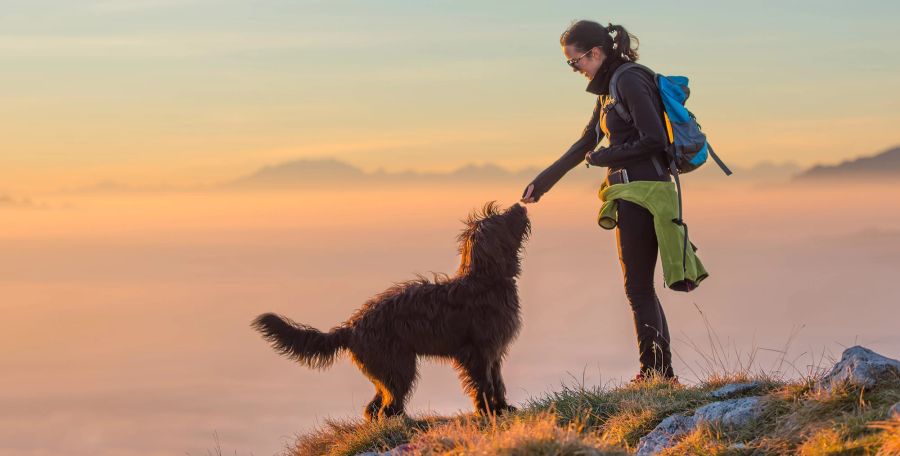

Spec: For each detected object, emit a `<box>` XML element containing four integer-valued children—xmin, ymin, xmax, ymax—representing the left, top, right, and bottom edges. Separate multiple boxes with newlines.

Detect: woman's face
<box><xmin>562</xmin><ymin>44</ymin><xmax>604</xmax><ymax>80</ymax></box>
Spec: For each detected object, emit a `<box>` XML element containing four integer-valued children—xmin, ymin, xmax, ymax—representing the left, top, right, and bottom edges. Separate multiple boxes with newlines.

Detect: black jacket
<box><xmin>525</xmin><ymin>56</ymin><xmax>671</xmax><ymax>202</ymax></box>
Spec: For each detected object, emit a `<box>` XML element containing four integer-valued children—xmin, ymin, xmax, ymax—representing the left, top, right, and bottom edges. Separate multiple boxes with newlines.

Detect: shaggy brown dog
<box><xmin>252</xmin><ymin>202</ymin><xmax>530</xmax><ymax>420</ymax></box>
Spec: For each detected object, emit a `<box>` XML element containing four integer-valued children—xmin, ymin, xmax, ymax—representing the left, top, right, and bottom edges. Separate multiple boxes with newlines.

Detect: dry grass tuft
<box><xmin>658</xmin><ymin>424</ymin><xmax>730</xmax><ymax>455</ymax></box>
<box><xmin>870</xmin><ymin>418</ymin><xmax>900</xmax><ymax>456</ymax></box>
<box><xmin>291</xmin><ymin>415</ymin><xmax>438</xmax><ymax>456</ymax></box>
<box><xmin>407</xmin><ymin>410</ymin><xmax>625</xmax><ymax>455</ymax></box>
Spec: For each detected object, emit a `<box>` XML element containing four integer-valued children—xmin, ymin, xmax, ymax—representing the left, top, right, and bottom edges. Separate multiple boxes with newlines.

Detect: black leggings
<box><xmin>615</xmin><ymin>198</ymin><xmax>674</xmax><ymax>377</ymax></box>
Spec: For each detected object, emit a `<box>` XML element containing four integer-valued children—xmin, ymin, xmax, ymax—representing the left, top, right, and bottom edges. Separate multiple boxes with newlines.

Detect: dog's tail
<box><xmin>251</xmin><ymin>313</ymin><xmax>349</xmax><ymax>369</ymax></box>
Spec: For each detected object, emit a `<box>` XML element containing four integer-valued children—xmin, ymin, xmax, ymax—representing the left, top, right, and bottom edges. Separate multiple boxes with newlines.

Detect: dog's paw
<box><xmin>500</xmin><ymin>404</ymin><xmax>518</xmax><ymax>414</ymax></box>
<box><xmin>473</xmin><ymin>404</ymin><xmax>518</xmax><ymax>418</ymax></box>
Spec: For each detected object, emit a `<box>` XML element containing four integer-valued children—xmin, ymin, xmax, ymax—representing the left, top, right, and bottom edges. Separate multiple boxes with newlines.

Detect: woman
<box><xmin>520</xmin><ymin>20</ymin><xmax>676</xmax><ymax>382</ymax></box>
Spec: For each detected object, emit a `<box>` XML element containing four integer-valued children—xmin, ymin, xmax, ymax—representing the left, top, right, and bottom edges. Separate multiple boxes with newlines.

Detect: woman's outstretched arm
<box><xmin>523</xmin><ymin>97</ymin><xmax>604</xmax><ymax>202</ymax></box>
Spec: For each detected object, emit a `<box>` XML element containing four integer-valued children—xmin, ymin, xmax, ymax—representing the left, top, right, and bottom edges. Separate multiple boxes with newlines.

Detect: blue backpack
<box><xmin>608</xmin><ymin>63</ymin><xmax>733</xmax><ymax>286</ymax></box>
<box><xmin>609</xmin><ymin>62</ymin><xmax>732</xmax><ymax>178</ymax></box>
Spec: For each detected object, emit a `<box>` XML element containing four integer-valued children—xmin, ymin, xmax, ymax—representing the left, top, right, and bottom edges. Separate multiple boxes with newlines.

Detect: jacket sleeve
<box><xmin>524</xmin><ymin>97</ymin><xmax>604</xmax><ymax>202</ymax></box>
<box><xmin>587</xmin><ymin>71</ymin><xmax>668</xmax><ymax>168</ymax></box>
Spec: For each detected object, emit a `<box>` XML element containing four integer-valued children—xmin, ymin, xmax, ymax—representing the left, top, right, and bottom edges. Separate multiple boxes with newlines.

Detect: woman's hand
<box><xmin>585</xmin><ymin>148</ymin><xmax>606</xmax><ymax>167</ymax></box>
<box><xmin>521</xmin><ymin>184</ymin><xmax>537</xmax><ymax>204</ymax></box>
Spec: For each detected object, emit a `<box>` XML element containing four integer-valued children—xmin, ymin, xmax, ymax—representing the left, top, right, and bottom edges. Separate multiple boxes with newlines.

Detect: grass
<box><xmin>283</xmin><ymin>305</ymin><xmax>900</xmax><ymax>455</ymax></box>
<box><xmin>286</xmin><ymin>374</ymin><xmax>899</xmax><ymax>456</ymax></box>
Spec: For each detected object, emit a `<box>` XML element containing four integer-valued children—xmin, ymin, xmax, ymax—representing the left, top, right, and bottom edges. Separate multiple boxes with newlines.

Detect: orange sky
<box><xmin>3</xmin><ymin>179</ymin><xmax>900</xmax><ymax>455</ymax></box>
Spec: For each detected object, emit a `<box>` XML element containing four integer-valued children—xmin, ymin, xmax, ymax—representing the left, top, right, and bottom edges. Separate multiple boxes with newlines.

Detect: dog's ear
<box><xmin>457</xmin><ymin>235</ymin><xmax>474</xmax><ymax>274</ymax></box>
<box><xmin>456</xmin><ymin>201</ymin><xmax>516</xmax><ymax>277</ymax></box>
<box><xmin>481</xmin><ymin>201</ymin><xmax>500</xmax><ymax>218</ymax></box>
<box><xmin>471</xmin><ymin>217</ymin><xmax>513</xmax><ymax>275</ymax></box>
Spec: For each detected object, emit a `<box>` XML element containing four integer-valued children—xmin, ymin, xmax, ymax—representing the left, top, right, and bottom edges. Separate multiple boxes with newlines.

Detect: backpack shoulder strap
<box><xmin>609</xmin><ymin>62</ymin><xmax>657</xmax><ymax>124</ymax></box>
<box><xmin>706</xmin><ymin>143</ymin><xmax>733</xmax><ymax>176</ymax></box>
<box><xmin>609</xmin><ymin>62</ymin><xmax>667</xmax><ymax>177</ymax></box>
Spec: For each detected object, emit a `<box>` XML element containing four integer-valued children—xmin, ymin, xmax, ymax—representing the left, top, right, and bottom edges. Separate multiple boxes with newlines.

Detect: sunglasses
<box><xmin>566</xmin><ymin>47</ymin><xmax>596</xmax><ymax>71</ymax></box>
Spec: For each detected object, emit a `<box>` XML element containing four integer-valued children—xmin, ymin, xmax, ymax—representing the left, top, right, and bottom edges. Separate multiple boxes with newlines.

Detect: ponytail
<box><xmin>560</xmin><ymin>20</ymin><xmax>640</xmax><ymax>62</ymax></box>
<box><xmin>605</xmin><ymin>23</ymin><xmax>639</xmax><ymax>62</ymax></box>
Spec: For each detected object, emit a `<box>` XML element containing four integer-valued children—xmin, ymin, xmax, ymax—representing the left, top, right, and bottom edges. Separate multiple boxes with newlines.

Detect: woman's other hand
<box><xmin>521</xmin><ymin>184</ymin><xmax>537</xmax><ymax>204</ymax></box>
<box><xmin>585</xmin><ymin>148</ymin><xmax>606</xmax><ymax>167</ymax></box>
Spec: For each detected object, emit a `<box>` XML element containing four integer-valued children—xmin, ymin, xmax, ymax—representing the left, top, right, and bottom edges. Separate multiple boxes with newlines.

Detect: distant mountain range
<box><xmin>222</xmin><ymin>157</ymin><xmax>808</xmax><ymax>189</ymax></box>
<box><xmin>0</xmin><ymin>193</ymin><xmax>44</xmax><ymax>209</ymax></box>
<box><xmin>792</xmin><ymin>146</ymin><xmax>900</xmax><ymax>181</ymax></box>
<box><xmin>60</xmin><ymin>145</ymin><xmax>900</xmax><ymax>194</ymax></box>
<box><xmin>222</xmin><ymin>158</ymin><xmax>542</xmax><ymax>189</ymax></box>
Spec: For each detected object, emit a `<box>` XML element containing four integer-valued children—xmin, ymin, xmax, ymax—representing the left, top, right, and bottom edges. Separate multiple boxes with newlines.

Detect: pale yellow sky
<box><xmin>2</xmin><ymin>0</ymin><xmax>899</xmax><ymax>194</ymax></box>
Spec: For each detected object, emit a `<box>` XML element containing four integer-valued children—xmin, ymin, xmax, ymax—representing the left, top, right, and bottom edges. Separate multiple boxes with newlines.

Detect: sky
<box><xmin>2</xmin><ymin>3</ymin><xmax>900</xmax><ymax>454</ymax></box>
<box><xmin>2</xmin><ymin>0</ymin><xmax>899</xmax><ymax>193</ymax></box>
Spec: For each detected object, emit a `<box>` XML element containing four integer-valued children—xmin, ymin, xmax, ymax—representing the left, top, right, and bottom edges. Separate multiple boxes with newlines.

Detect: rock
<box><xmin>889</xmin><ymin>402</ymin><xmax>900</xmax><ymax>420</ymax></box>
<box><xmin>635</xmin><ymin>397</ymin><xmax>765</xmax><ymax>456</ymax></box>
<box><xmin>694</xmin><ymin>396</ymin><xmax>764</xmax><ymax>428</ymax></box>
<box><xmin>709</xmin><ymin>381</ymin><xmax>763</xmax><ymax>399</ymax></box>
<box><xmin>818</xmin><ymin>346</ymin><xmax>900</xmax><ymax>392</ymax></box>
<box><xmin>388</xmin><ymin>444</ymin><xmax>416</xmax><ymax>455</ymax></box>
<box><xmin>634</xmin><ymin>413</ymin><xmax>695</xmax><ymax>456</ymax></box>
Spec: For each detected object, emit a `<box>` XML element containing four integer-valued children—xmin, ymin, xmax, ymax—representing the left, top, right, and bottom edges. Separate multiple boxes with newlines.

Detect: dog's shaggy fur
<box><xmin>252</xmin><ymin>202</ymin><xmax>531</xmax><ymax>420</ymax></box>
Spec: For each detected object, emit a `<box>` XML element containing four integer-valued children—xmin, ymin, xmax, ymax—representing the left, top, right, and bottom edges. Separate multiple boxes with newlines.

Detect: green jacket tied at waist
<box><xmin>598</xmin><ymin>180</ymin><xmax>709</xmax><ymax>292</ymax></box>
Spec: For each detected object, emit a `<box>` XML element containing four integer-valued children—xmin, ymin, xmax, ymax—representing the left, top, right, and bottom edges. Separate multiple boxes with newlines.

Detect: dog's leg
<box><xmin>356</xmin><ymin>350</ymin><xmax>416</xmax><ymax>420</ymax></box>
<box><xmin>490</xmin><ymin>359</ymin><xmax>517</xmax><ymax>413</ymax></box>
<box><xmin>453</xmin><ymin>351</ymin><xmax>495</xmax><ymax>416</ymax></box>
<box><xmin>378</xmin><ymin>351</ymin><xmax>416</xmax><ymax>419</ymax></box>
<box><xmin>363</xmin><ymin>389</ymin><xmax>384</xmax><ymax>422</ymax></box>
<box><xmin>353</xmin><ymin>351</ymin><xmax>395</xmax><ymax>421</ymax></box>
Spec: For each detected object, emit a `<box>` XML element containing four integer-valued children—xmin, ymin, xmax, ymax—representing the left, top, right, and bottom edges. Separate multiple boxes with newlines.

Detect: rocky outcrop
<box><xmin>635</xmin><ymin>396</ymin><xmax>765</xmax><ymax>456</ymax></box>
<box><xmin>635</xmin><ymin>414</ymin><xmax>695</xmax><ymax>456</ymax></box>
<box><xmin>633</xmin><ymin>346</ymin><xmax>900</xmax><ymax>455</ymax></box>
<box><xmin>817</xmin><ymin>346</ymin><xmax>900</xmax><ymax>392</ymax></box>
<box><xmin>693</xmin><ymin>396</ymin><xmax>764</xmax><ymax>427</ymax></box>
<box><xmin>709</xmin><ymin>381</ymin><xmax>763</xmax><ymax>399</ymax></box>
